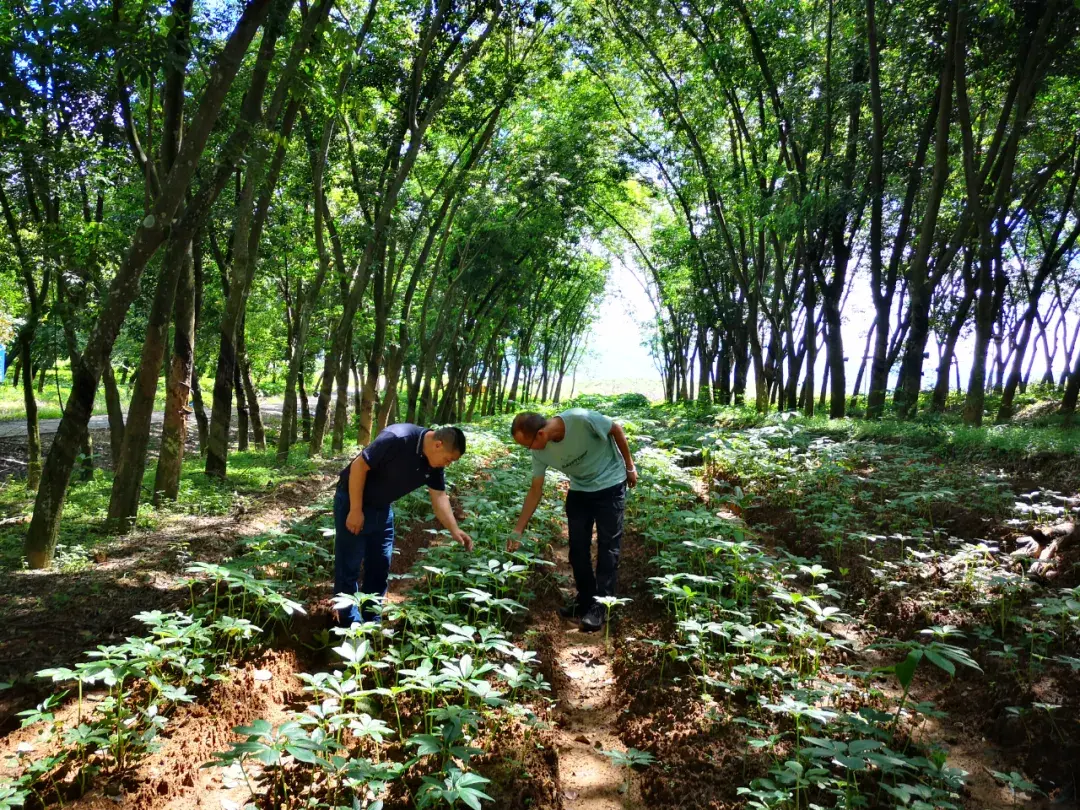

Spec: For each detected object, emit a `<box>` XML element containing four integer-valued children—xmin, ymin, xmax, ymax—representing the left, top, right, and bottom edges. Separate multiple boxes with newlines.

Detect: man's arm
<box><xmin>430</xmin><ymin>488</ymin><xmax>473</xmax><ymax>551</ymax></box>
<box><xmin>610</xmin><ymin>422</ymin><xmax>638</xmax><ymax>487</ymax></box>
<box><xmin>511</xmin><ymin>476</ymin><xmax>546</xmax><ymax>537</ymax></box>
<box><xmin>346</xmin><ymin>455</ymin><xmax>369</xmax><ymax>533</ymax></box>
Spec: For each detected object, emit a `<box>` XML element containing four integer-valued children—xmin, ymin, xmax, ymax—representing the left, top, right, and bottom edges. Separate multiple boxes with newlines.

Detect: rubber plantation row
<box><xmin>0</xmin><ymin>427</ymin><xmax>575</xmax><ymax>809</ymax></box>
<box><xmin>5</xmin><ymin>406</ymin><xmax>1078</xmax><ymax>809</ymax></box>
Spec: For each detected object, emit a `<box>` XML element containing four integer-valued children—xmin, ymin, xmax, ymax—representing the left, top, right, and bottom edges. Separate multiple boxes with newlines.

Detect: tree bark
<box><xmin>153</xmin><ymin>237</ymin><xmax>196</xmax><ymax>502</ymax></box>
<box><xmin>238</xmin><ymin>322</ymin><xmax>265</xmax><ymax>449</ymax></box>
<box><xmin>235</xmin><ymin>359</ymin><xmax>249</xmax><ymax>453</ymax></box>
<box><xmin>107</xmin><ymin>231</ymin><xmax>193</xmax><ymax>532</ymax></box>
<box><xmin>20</xmin><ymin>336</ymin><xmax>42</xmax><ymax>490</ymax></box>
<box><xmin>25</xmin><ymin>0</ymin><xmax>279</xmax><ymax>568</ymax></box>
<box><xmin>102</xmin><ymin>360</ymin><xmax>125</xmax><ymax>462</ymax></box>
<box><xmin>331</xmin><ymin>325</ymin><xmax>351</xmax><ymax>452</ymax></box>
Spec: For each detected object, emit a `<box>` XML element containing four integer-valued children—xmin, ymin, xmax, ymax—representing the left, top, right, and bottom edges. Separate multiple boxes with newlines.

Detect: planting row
<box><xmin>614</xmin><ymin>413</ymin><xmax>990</xmax><ymax>810</ymax></box>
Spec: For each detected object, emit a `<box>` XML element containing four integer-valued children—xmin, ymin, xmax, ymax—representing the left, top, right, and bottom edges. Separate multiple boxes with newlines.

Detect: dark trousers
<box><xmin>566</xmin><ymin>481</ymin><xmax>626</xmax><ymax>608</ymax></box>
<box><xmin>333</xmin><ymin>486</ymin><xmax>395</xmax><ymax>625</ymax></box>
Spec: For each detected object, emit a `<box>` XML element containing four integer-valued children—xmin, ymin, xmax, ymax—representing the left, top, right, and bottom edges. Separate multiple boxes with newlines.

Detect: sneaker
<box><xmin>559</xmin><ymin>602</ymin><xmax>585</xmax><ymax>619</ymax></box>
<box><xmin>580</xmin><ymin>603</ymin><xmax>604</xmax><ymax>633</ymax></box>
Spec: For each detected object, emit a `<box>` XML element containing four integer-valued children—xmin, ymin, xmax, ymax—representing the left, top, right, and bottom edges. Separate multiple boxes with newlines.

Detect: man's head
<box><xmin>425</xmin><ymin>426</ymin><xmax>466</xmax><ymax>468</ymax></box>
<box><xmin>511</xmin><ymin>412</ymin><xmax>549</xmax><ymax>450</ymax></box>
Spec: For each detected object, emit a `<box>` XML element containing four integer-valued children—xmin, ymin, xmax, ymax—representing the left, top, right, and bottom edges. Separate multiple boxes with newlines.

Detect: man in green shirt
<box><xmin>508</xmin><ymin>408</ymin><xmax>637</xmax><ymax>631</ymax></box>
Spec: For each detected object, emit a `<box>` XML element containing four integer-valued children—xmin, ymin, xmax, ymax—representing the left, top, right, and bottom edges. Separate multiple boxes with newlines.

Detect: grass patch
<box><xmin>0</xmin><ymin>440</ymin><xmax>334</xmax><ymax>572</ymax></box>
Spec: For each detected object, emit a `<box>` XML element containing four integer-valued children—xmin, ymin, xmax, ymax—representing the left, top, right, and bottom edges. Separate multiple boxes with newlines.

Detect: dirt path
<box><xmin>528</xmin><ymin>540</ymin><xmax>644</xmax><ymax>810</ymax></box>
<box><xmin>0</xmin><ymin>398</ymin><xmax>328</xmax><ymax>439</ymax></box>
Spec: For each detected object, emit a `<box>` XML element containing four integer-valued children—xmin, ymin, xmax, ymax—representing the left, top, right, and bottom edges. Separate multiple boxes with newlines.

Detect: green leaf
<box><xmin>285</xmin><ymin>744</ymin><xmax>318</xmax><ymax>764</ymax></box>
<box><xmin>923</xmin><ymin>648</ymin><xmax>955</xmax><ymax>677</ymax></box>
<box><xmin>894</xmin><ymin>650</ymin><xmax>922</xmax><ymax>690</ymax></box>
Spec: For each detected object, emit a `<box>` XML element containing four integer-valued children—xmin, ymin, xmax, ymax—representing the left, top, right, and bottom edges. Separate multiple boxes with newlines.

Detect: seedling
<box><xmin>594</xmin><ymin>596</ymin><xmax>631</xmax><ymax>641</ymax></box>
<box><xmin>601</xmin><ymin>747</ymin><xmax>654</xmax><ymax>793</ymax></box>
<box><xmin>991</xmin><ymin>770</ymin><xmax>1044</xmax><ymax>806</ymax></box>
<box><xmin>417</xmin><ymin>767</ymin><xmax>493</xmax><ymax>810</ymax></box>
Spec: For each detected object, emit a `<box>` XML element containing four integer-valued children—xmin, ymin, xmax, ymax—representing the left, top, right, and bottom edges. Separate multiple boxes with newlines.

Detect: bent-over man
<box><xmin>334</xmin><ymin>424</ymin><xmax>472</xmax><ymax>626</ymax></box>
<box><xmin>508</xmin><ymin>408</ymin><xmax>637</xmax><ymax>631</ymax></box>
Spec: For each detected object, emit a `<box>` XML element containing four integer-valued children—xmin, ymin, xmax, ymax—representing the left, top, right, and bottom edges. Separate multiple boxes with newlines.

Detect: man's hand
<box><xmin>626</xmin><ymin>467</ymin><xmax>639</xmax><ymax>488</ymax></box>
<box><xmin>346</xmin><ymin>508</ymin><xmax>365</xmax><ymax>534</ymax></box>
<box><xmin>452</xmin><ymin>529</ymin><xmax>473</xmax><ymax>552</ymax></box>
<box><xmin>505</xmin><ymin>531</ymin><xmax>522</xmax><ymax>553</ymax></box>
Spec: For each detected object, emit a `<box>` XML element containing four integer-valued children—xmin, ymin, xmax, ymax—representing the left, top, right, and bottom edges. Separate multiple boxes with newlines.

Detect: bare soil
<box><xmin>0</xmin><ymin>472</ymin><xmax>336</xmax><ymax>731</ymax></box>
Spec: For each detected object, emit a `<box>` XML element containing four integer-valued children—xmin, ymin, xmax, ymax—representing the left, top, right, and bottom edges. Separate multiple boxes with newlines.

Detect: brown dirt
<box><xmin>71</xmin><ymin>649</ymin><xmax>303</xmax><ymax>810</ymax></box>
<box><xmin>740</xmin><ymin>463</ymin><xmax>1080</xmax><ymax>808</ymax></box>
<box><xmin>528</xmin><ymin>539</ymin><xmax>645</xmax><ymax>810</ymax></box>
<box><xmin>610</xmin><ymin>535</ymin><xmax>755</xmax><ymax>810</ymax></box>
<box><xmin>30</xmin><ymin>497</ymin><xmax>443</xmax><ymax>810</ymax></box>
<box><xmin>0</xmin><ymin>471</ymin><xmax>336</xmax><ymax>732</ymax></box>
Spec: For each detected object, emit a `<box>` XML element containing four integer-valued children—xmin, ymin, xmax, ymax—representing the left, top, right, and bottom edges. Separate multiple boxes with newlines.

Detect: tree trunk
<box><xmin>191</xmin><ymin>371</ymin><xmax>209</xmax><ymax>453</ymax></box>
<box><xmin>732</xmin><ymin>321</ymin><xmax>749</xmax><ymax>406</ymax></box>
<box><xmin>238</xmin><ymin>323</ymin><xmax>265</xmax><ymax>449</ymax></box>
<box><xmin>822</xmin><ymin>296</ymin><xmax>846</xmax><ymax>418</ymax></box>
<box><xmin>235</xmin><ymin>360</ymin><xmax>249</xmax><ymax>453</ymax></box>
<box><xmin>375</xmin><ymin>344</ymin><xmax>403</xmax><ymax>433</ymax></box>
<box><xmin>962</xmin><ymin>255</ymin><xmax>1005</xmax><ymax>426</ymax></box>
<box><xmin>102</xmin><ymin>360</ymin><xmax>125</xmax><ymax>463</ymax></box>
<box><xmin>358</xmin><ymin>272</ymin><xmax>387</xmax><ymax>444</ymax></box>
<box><xmin>298</xmin><ymin>367</ymin><xmax>310</xmax><ymax>442</ymax></box>
<box><xmin>20</xmin><ymin>335</ymin><xmax>42</xmax><ymax>490</ymax></box>
<box><xmin>107</xmin><ymin>232</ymin><xmax>192</xmax><ymax>532</ymax></box>
<box><xmin>153</xmin><ymin>237</ymin><xmax>196</xmax><ymax>502</ymax></box>
<box><xmin>851</xmin><ymin>318</ymin><xmax>876</xmax><ymax>411</ymax></box>
<box><xmin>1061</xmin><ymin>348</ymin><xmax>1080</xmax><ymax>423</ymax></box>
<box><xmin>56</xmin><ymin>284</ymin><xmax>94</xmax><ymax>481</ymax></box>
<box><xmin>351</xmin><ymin>357</ymin><xmax>362</xmax><ymax>429</ymax></box>
<box><xmin>331</xmin><ymin>327</ymin><xmax>351</xmax><ymax>452</ymax></box>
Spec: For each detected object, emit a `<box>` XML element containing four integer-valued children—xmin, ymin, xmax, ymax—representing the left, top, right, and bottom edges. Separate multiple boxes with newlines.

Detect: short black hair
<box><xmin>511</xmin><ymin>412</ymin><xmax>546</xmax><ymax>440</ymax></box>
<box><xmin>433</xmin><ymin>425</ymin><xmax>466</xmax><ymax>456</ymax></box>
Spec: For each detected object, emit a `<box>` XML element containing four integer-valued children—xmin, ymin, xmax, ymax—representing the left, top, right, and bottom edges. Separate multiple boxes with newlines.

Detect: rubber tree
<box><xmin>308</xmin><ymin>0</ymin><xmax>504</xmax><ymax>454</ymax></box>
<box><xmin>204</xmin><ymin>0</ymin><xmax>334</xmax><ymax>478</ymax></box>
<box><xmin>109</xmin><ymin>0</ymin><xmax>300</xmax><ymax>526</ymax></box>
<box><xmin>24</xmin><ymin>0</ymin><xmax>277</xmax><ymax>568</ymax></box>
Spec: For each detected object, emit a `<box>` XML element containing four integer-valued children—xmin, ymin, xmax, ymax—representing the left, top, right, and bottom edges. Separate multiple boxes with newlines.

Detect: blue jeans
<box><xmin>333</xmin><ymin>487</ymin><xmax>395</xmax><ymax>625</ymax></box>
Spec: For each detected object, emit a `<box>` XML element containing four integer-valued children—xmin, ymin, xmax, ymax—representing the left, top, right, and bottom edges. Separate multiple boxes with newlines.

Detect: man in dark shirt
<box><xmin>333</xmin><ymin>424</ymin><xmax>472</xmax><ymax>626</ymax></box>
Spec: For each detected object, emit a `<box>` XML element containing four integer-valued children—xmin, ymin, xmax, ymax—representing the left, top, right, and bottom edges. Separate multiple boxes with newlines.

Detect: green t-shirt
<box><xmin>530</xmin><ymin>408</ymin><xmax>626</xmax><ymax>492</ymax></box>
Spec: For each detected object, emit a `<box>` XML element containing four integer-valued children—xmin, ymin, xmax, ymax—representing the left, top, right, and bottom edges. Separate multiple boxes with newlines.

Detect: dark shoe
<box><xmin>559</xmin><ymin>602</ymin><xmax>585</xmax><ymax>619</ymax></box>
<box><xmin>580</xmin><ymin>603</ymin><xmax>604</xmax><ymax>633</ymax></box>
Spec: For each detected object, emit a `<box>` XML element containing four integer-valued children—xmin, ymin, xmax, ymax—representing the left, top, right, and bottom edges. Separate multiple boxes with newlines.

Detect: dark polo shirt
<box><xmin>338</xmin><ymin>423</ymin><xmax>445</xmax><ymax>508</ymax></box>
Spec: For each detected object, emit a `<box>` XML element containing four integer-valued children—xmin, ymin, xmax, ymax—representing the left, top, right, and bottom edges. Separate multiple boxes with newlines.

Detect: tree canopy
<box><xmin>2</xmin><ymin>0</ymin><xmax>1079</xmax><ymax>567</ymax></box>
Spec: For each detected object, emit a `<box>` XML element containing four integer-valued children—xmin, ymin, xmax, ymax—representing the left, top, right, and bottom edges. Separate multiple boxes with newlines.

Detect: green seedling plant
<box><xmin>601</xmin><ymin>747</ymin><xmax>655</xmax><ymax>794</ymax></box>
<box><xmin>0</xmin><ymin>779</ymin><xmax>29</xmax><ymax>810</ymax></box>
<box><xmin>594</xmin><ymin>596</ymin><xmax>631</xmax><ymax>641</ymax></box>
<box><xmin>417</xmin><ymin>767</ymin><xmax>493</xmax><ymax>810</ymax></box>
<box><xmin>991</xmin><ymin>770</ymin><xmax>1044</xmax><ymax>806</ymax></box>
<box><xmin>872</xmin><ymin>635</ymin><xmax>981</xmax><ymax>737</ymax></box>
<box><xmin>204</xmin><ymin>718</ymin><xmax>324</xmax><ymax>805</ymax></box>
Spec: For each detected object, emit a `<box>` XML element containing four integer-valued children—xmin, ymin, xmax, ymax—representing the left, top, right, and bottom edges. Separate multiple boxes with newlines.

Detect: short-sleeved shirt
<box><xmin>530</xmin><ymin>408</ymin><xmax>626</xmax><ymax>492</ymax></box>
<box><xmin>338</xmin><ymin>423</ymin><xmax>445</xmax><ymax>508</ymax></box>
